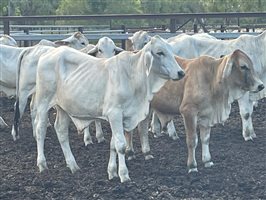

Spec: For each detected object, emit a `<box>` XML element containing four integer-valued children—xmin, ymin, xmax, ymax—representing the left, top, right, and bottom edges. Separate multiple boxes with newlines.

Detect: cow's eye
<box><xmin>240</xmin><ymin>65</ymin><xmax>249</xmax><ymax>70</ymax></box>
<box><xmin>99</xmin><ymin>49</ymin><xmax>102</xmax><ymax>53</ymax></box>
<box><xmin>157</xmin><ymin>52</ymin><xmax>164</xmax><ymax>56</ymax></box>
<box><xmin>81</xmin><ymin>42</ymin><xmax>86</xmax><ymax>45</ymax></box>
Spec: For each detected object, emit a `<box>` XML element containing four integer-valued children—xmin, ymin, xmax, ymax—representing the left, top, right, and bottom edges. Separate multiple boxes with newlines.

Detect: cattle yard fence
<box><xmin>1</xmin><ymin>12</ymin><xmax>266</xmax><ymax>48</ymax></box>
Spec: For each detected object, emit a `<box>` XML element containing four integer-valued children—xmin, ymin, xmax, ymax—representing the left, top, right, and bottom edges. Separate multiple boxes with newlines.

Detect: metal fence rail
<box><xmin>1</xmin><ymin>12</ymin><xmax>265</xmax><ymax>47</ymax></box>
<box><xmin>1</xmin><ymin>12</ymin><xmax>266</xmax><ymax>34</ymax></box>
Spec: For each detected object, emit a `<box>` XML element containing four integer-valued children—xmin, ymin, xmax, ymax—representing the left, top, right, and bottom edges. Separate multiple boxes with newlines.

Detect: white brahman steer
<box><xmin>12</xmin><ymin>36</ymin><xmax>123</xmax><ymax>143</ymax></box>
<box><xmin>135</xmin><ymin>50</ymin><xmax>264</xmax><ymax>173</ymax></box>
<box><xmin>127</xmin><ymin>30</ymin><xmax>151</xmax><ymax>51</ymax></box>
<box><xmin>0</xmin><ymin>34</ymin><xmax>17</xmax><ymax>46</ymax></box>
<box><xmin>33</xmin><ymin>35</ymin><xmax>185</xmax><ymax>182</ymax></box>
<box><xmin>38</xmin><ymin>31</ymin><xmax>89</xmax><ymax>49</ymax></box>
<box><xmin>81</xmin><ymin>36</ymin><xmax>124</xmax><ymax>145</ymax></box>
<box><xmin>0</xmin><ymin>32</ymin><xmax>87</xmax><ymax>130</ymax></box>
<box><xmin>151</xmin><ymin>31</ymin><xmax>266</xmax><ymax>141</ymax></box>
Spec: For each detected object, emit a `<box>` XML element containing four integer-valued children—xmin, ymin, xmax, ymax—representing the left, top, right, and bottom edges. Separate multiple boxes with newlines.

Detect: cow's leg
<box><xmin>108</xmin><ymin>112</ymin><xmax>130</xmax><ymax>183</ymax></box>
<box><xmin>30</xmin><ymin>94</ymin><xmax>38</xmax><ymax>139</ymax></box>
<box><xmin>30</xmin><ymin>94</ymin><xmax>52</xmax><ymax>140</ymax></box>
<box><xmin>0</xmin><ymin>116</ymin><xmax>8</xmax><ymax>128</ymax></box>
<box><xmin>54</xmin><ymin>106</ymin><xmax>80</xmax><ymax>173</ymax></box>
<box><xmin>166</xmin><ymin>120</ymin><xmax>179</xmax><ymax>140</ymax></box>
<box><xmin>150</xmin><ymin>112</ymin><xmax>162</xmax><ymax>137</ymax></box>
<box><xmin>84</xmin><ymin>126</ymin><xmax>93</xmax><ymax>146</ymax></box>
<box><xmin>199</xmin><ymin>125</ymin><xmax>214</xmax><ymax>168</ymax></box>
<box><xmin>138</xmin><ymin>116</ymin><xmax>153</xmax><ymax>160</ymax></box>
<box><xmin>35</xmin><ymin>108</ymin><xmax>49</xmax><ymax>172</ymax></box>
<box><xmin>95</xmin><ymin>120</ymin><xmax>105</xmax><ymax>143</ymax></box>
<box><xmin>108</xmin><ymin>135</ymin><xmax>118</xmax><ymax>179</ymax></box>
<box><xmin>11</xmin><ymin>93</ymin><xmax>29</xmax><ymax>140</ymax></box>
<box><xmin>238</xmin><ymin>93</ymin><xmax>256</xmax><ymax>141</ymax></box>
<box><xmin>125</xmin><ymin>131</ymin><xmax>135</xmax><ymax>160</ymax></box>
<box><xmin>181</xmin><ymin>111</ymin><xmax>198</xmax><ymax>173</ymax></box>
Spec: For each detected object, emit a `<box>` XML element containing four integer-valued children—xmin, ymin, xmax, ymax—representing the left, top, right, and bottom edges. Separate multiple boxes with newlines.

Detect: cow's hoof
<box><xmin>38</xmin><ymin>163</ymin><xmax>48</xmax><ymax>172</ymax></box>
<box><xmin>188</xmin><ymin>168</ymin><xmax>198</xmax><ymax>173</ymax></box>
<box><xmin>12</xmin><ymin>134</ymin><xmax>20</xmax><ymax>141</ymax></box>
<box><xmin>204</xmin><ymin>161</ymin><xmax>214</xmax><ymax>168</ymax></box>
<box><xmin>97</xmin><ymin>137</ymin><xmax>106</xmax><ymax>143</ymax></box>
<box><xmin>108</xmin><ymin>172</ymin><xmax>118</xmax><ymax>180</ymax></box>
<box><xmin>68</xmin><ymin>163</ymin><xmax>80</xmax><ymax>173</ymax></box>
<box><xmin>126</xmin><ymin>149</ymin><xmax>135</xmax><ymax>161</ymax></box>
<box><xmin>244</xmin><ymin>132</ymin><xmax>256</xmax><ymax>141</ymax></box>
<box><xmin>120</xmin><ymin>176</ymin><xmax>131</xmax><ymax>183</ymax></box>
<box><xmin>170</xmin><ymin>135</ymin><xmax>179</xmax><ymax>140</ymax></box>
<box><xmin>244</xmin><ymin>136</ymin><xmax>254</xmax><ymax>141</ymax></box>
<box><xmin>144</xmin><ymin>154</ymin><xmax>154</xmax><ymax>160</ymax></box>
<box><xmin>153</xmin><ymin>131</ymin><xmax>163</xmax><ymax>138</ymax></box>
<box><xmin>84</xmin><ymin>140</ymin><xmax>93</xmax><ymax>146</ymax></box>
<box><xmin>128</xmin><ymin>155</ymin><xmax>136</xmax><ymax>161</ymax></box>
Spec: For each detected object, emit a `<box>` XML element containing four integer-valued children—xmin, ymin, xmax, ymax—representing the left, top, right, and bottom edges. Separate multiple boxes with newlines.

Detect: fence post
<box><xmin>193</xmin><ymin>24</ymin><xmax>198</xmax><ymax>33</ymax></box>
<box><xmin>221</xmin><ymin>25</ymin><xmax>225</xmax><ymax>32</ymax></box>
<box><xmin>78</xmin><ymin>27</ymin><xmax>83</xmax><ymax>33</ymax></box>
<box><xmin>3</xmin><ymin>19</ymin><xmax>10</xmax><ymax>35</ymax></box>
<box><xmin>169</xmin><ymin>18</ymin><xmax>176</xmax><ymax>33</ymax></box>
<box><xmin>121</xmin><ymin>25</ymin><xmax>126</xmax><ymax>49</ymax></box>
<box><xmin>23</xmin><ymin>28</ymin><xmax>29</xmax><ymax>47</ymax></box>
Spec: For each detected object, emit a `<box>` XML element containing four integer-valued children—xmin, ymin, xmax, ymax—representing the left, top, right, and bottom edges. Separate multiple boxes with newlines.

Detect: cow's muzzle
<box><xmin>172</xmin><ymin>70</ymin><xmax>185</xmax><ymax>81</ymax></box>
<box><xmin>257</xmin><ymin>84</ymin><xmax>265</xmax><ymax>92</ymax></box>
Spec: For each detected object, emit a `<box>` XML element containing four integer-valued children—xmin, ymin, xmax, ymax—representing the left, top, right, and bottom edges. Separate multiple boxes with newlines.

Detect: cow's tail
<box><xmin>12</xmin><ymin>47</ymin><xmax>32</xmax><ymax>140</ymax></box>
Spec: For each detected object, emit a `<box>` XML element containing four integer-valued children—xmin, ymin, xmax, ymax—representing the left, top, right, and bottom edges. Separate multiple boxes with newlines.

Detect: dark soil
<box><xmin>0</xmin><ymin>96</ymin><xmax>265</xmax><ymax>200</ymax></box>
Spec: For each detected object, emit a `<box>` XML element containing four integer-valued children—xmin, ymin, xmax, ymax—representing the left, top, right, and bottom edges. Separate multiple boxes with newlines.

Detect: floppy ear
<box><xmin>128</xmin><ymin>36</ymin><xmax>133</xmax><ymax>42</ymax></box>
<box><xmin>74</xmin><ymin>31</ymin><xmax>82</xmax><ymax>38</ymax></box>
<box><xmin>87</xmin><ymin>46</ymin><xmax>98</xmax><ymax>57</ymax></box>
<box><xmin>115</xmin><ymin>46</ymin><xmax>124</xmax><ymax>55</ymax></box>
<box><xmin>54</xmin><ymin>40</ymin><xmax>70</xmax><ymax>46</ymax></box>
<box><xmin>144</xmin><ymin>51</ymin><xmax>153</xmax><ymax>76</ymax></box>
<box><xmin>222</xmin><ymin>56</ymin><xmax>234</xmax><ymax>80</ymax></box>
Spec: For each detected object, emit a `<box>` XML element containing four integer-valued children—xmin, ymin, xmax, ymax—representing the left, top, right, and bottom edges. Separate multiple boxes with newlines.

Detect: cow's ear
<box><xmin>128</xmin><ymin>36</ymin><xmax>133</xmax><ymax>42</ymax></box>
<box><xmin>258</xmin><ymin>31</ymin><xmax>266</xmax><ymax>39</ymax></box>
<box><xmin>144</xmin><ymin>51</ymin><xmax>153</xmax><ymax>76</ymax></box>
<box><xmin>222</xmin><ymin>56</ymin><xmax>234</xmax><ymax>80</ymax></box>
<box><xmin>115</xmin><ymin>46</ymin><xmax>124</xmax><ymax>55</ymax></box>
<box><xmin>54</xmin><ymin>40</ymin><xmax>70</xmax><ymax>46</ymax></box>
<box><xmin>87</xmin><ymin>46</ymin><xmax>98</xmax><ymax>57</ymax></box>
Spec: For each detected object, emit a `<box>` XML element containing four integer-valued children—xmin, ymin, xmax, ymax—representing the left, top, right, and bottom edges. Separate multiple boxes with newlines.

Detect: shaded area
<box><xmin>0</xmin><ymin>97</ymin><xmax>265</xmax><ymax>200</ymax></box>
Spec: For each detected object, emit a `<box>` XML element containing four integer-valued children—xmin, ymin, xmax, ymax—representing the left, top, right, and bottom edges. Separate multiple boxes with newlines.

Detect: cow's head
<box><xmin>0</xmin><ymin>34</ymin><xmax>17</xmax><ymax>46</ymax></box>
<box><xmin>87</xmin><ymin>37</ymin><xmax>123</xmax><ymax>58</ymax></box>
<box><xmin>222</xmin><ymin>49</ymin><xmax>264</xmax><ymax>93</ymax></box>
<box><xmin>144</xmin><ymin>35</ymin><xmax>185</xmax><ymax>81</ymax></box>
<box><xmin>128</xmin><ymin>30</ymin><xmax>151</xmax><ymax>51</ymax></box>
<box><xmin>54</xmin><ymin>31</ymin><xmax>89</xmax><ymax>50</ymax></box>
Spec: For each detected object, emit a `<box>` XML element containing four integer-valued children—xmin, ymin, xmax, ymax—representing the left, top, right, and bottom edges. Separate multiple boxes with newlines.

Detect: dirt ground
<box><xmin>0</xmin><ymin>96</ymin><xmax>265</xmax><ymax>200</ymax></box>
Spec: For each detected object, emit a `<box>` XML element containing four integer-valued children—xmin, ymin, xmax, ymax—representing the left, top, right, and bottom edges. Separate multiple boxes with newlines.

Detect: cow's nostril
<box><xmin>258</xmin><ymin>84</ymin><xmax>264</xmax><ymax>91</ymax></box>
<box><xmin>178</xmin><ymin>71</ymin><xmax>185</xmax><ymax>78</ymax></box>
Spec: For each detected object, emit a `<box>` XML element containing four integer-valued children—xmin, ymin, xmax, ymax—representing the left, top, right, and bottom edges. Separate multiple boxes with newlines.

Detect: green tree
<box><xmin>56</xmin><ymin>0</ymin><xmax>91</xmax><ymax>15</ymax></box>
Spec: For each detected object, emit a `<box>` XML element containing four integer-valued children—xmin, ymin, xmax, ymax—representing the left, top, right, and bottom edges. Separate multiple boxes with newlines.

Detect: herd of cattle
<box><xmin>0</xmin><ymin>30</ymin><xmax>265</xmax><ymax>183</ymax></box>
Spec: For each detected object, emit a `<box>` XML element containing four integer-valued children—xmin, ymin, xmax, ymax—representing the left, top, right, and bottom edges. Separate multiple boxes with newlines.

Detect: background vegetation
<box><xmin>1</xmin><ymin>0</ymin><xmax>265</xmax><ymax>29</ymax></box>
<box><xmin>1</xmin><ymin>0</ymin><xmax>266</xmax><ymax>16</ymax></box>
